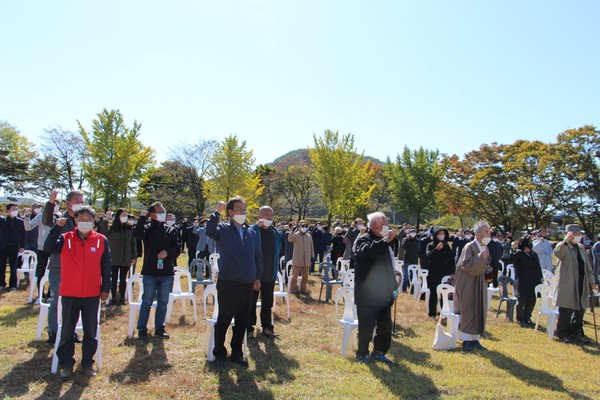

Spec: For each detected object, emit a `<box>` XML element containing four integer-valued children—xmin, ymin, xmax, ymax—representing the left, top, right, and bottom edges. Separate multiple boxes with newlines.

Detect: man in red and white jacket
<box><xmin>44</xmin><ymin>205</ymin><xmax>111</xmax><ymax>379</ymax></box>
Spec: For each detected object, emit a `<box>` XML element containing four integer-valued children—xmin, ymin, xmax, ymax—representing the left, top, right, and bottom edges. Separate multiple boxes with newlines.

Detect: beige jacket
<box><xmin>288</xmin><ymin>231</ymin><xmax>314</xmax><ymax>267</ymax></box>
<box><xmin>553</xmin><ymin>240</ymin><xmax>595</xmax><ymax>310</ymax></box>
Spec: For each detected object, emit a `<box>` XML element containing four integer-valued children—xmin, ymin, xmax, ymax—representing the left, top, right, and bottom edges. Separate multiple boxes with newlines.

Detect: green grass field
<box><xmin>0</xmin><ymin>258</ymin><xmax>598</xmax><ymax>399</ymax></box>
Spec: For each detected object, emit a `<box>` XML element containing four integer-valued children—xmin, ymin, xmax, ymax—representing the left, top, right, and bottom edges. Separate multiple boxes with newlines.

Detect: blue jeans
<box><xmin>47</xmin><ymin>269</ymin><xmax>61</xmax><ymax>335</ymax></box>
<box><xmin>401</xmin><ymin>263</ymin><xmax>409</xmax><ymax>292</ymax></box>
<box><xmin>137</xmin><ymin>275</ymin><xmax>173</xmax><ymax>331</ymax></box>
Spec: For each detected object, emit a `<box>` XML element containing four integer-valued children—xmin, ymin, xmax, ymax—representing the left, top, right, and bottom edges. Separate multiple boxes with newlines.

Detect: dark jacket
<box><xmin>488</xmin><ymin>239</ymin><xmax>503</xmax><ymax>272</ymax></box>
<box><xmin>331</xmin><ymin>234</ymin><xmax>346</xmax><ymax>256</ymax></box>
<box><xmin>206</xmin><ymin>211</ymin><xmax>263</xmax><ymax>284</ymax></box>
<box><xmin>134</xmin><ymin>216</ymin><xmax>181</xmax><ymax>276</ymax></box>
<box><xmin>354</xmin><ymin>230</ymin><xmax>397</xmax><ymax>307</ymax></box>
<box><xmin>312</xmin><ymin>229</ymin><xmax>325</xmax><ymax>255</ymax></box>
<box><xmin>43</xmin><ymin>202</ymin><xmax>76</xmax><ymax>271</ymax></box>
<box><xmin>419</xmin><ymin>235</ymin><xmax>432</xmax><ymax>269</ymax></box>
<box><xmin>0</xmin><ymin>216</ymin><xmax>26</xmax><ymax>251</ymax></box>
<box><xmin>426</xmin><ymin>228</ymin><xmax>455</xmax><ymax>279</ymax></box>
<box><xmin>251</xmin><ymin>224</ymin><xmax>282</xmax><ymax>282</ymax></box>
<box><xmin>345</xmin><ymin>227</ymin><xmax>361</xmax><ymax>260</ymax></box>
<box><xmin>107</xmin><ymin>225</ymin><xmax>137</xmax><ymax>267</ymax></box>
<box><xmin>401</xmin><ymin>236</ymin><xmax>420</xmax><ymax>265</ymax></box>
<box><xmin>510</xmin><ymin>250</ymin><xmax>543</xmax><ymax>297</ymax></box>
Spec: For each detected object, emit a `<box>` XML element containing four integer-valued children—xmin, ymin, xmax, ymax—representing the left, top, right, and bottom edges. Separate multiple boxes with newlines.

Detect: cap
<box><xmin>565</xmin><ymin>224</ymin><xmax>582</xmax><ymax>233</ymax></box>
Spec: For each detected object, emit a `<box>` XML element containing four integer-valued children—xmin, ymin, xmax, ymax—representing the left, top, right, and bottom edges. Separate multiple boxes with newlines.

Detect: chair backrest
<box><xmin>209</xmin><ymin>253</ymin><xmax>220</xmax><ymax>268</ymax></box>
<box><xmin>275</xmin><ymin>271</ymin><xmax>286</xmax><ymax>292</ymax></box>
<box><xmin>441</xmin><ymin>275</ymin><xmax>452</xmax><ymax>286</ymax></box>
<box><xmin>203</xmin><ymin>284</ymin><xmax>218</xmax><ymax>320</ymax></box>
<box><xmin>535</xmin><ymin>283</ymin><xmax>556</xmax><ymax>312</ymax></box>
<box><xmin>506</xmin><ymin>264</ymin><xmax>515</xmax><ymax>281</ymax></box>
<box><xmin>279</xmin><ymin>256</ymin><xmax>286</xmax><ymax>272</ymax></box>
<box><xmin>173</xmin><ymin>267</ymin><xmax>192</xmax><ymax>294</ymax></box>
<box><xmin>342</xmin><ymin>269</ymin><xmax>355</xmax><ymax>288</ymax></box>
<box><xmin>39</xmin><ymin>270</ymin><xmax>50</xmax><ymax>305</ymax></box>
<box><xmin>418</xmin><ymin>269</ymin><xmax>429</xmax><ymax>291</ymax></box>
<box><xmin>408</xmin><ymin>264</ymin><xmax>419</xmax><ymax>283</ymax></box>
<box><xmin>498</xmin><ymin>276</ymin><xmax>515</xmax><ymax>298</ymax></box>
<box><xmin>334</xmin><ymin>287</ymin><xmax>357</xmax><ymax>323</ymax></box>
<box><xmin>285</xmin><ymin>260</ymin><xmax>294</xmax><ymax>280</ymax></box>
<box><xmin>320</xmin><ymin>262</ymin><xmax>336</xmax><ymax>282</ymax></box>
<box><xmin>127</xmin><ymin>273</ymin><xmax>144</xmax><ymax>303</ymax></box>
<box><xmin>436</xmin><ymin>284</ymin><xmax>455</xmax><ymax>314</ymax></box>
<box><xmin>19</xmin><ymin>250</ymin><xmax>38</xmax><ymax>269</ymax></box>
<box><xmin>498</xmin><ymin>259</ymin><xmax>505</xmax><ymax>276</ymax></box>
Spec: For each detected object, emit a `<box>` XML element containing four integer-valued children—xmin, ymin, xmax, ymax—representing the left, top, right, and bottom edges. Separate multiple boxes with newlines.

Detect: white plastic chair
<box><xmin>273</xmin><ymin>272</ymin><xmax>290</xmax><ymax>320</ymax></box>
<box><xmin>51</xmin><ymin>296</ymin><xmax>102</xmax><ymax>373</ymax></box>
<box><xmin>506</xmin><ymin>264</ymin><xmax>515</xmax><ymax>281</ymax></box>
<box><xmin>433</xmin><ymin>284</ymin><xmax>460</xmax><ymax>350</ymax></box>
<box><xmin>35</xmin><ymin>270</ymin><xmax>50</xmax><ymax>340</ymax></box>
<box><xmin>209</xmin><ymin>253</ymin><xmax>220</xmax><ymax>275</ymax></box>
<box><xmin>407</xmin><ymin>264</ymin><xmax>420</xmax><ymax>295</ymax></box>
<box><xmin>126</xmin><ymin>273</ymin><xmax>157</xmax><ymax>338</ymax></box>
<box><xmin>498</xmin><ymin>259</ymin><xmax>505</xmax><ymax>277</ymax></box>
<box><xmin>441</xmin><ymin>275</ymin><xmax>452</xmax><ymax>286</ymax></box>
<box><xmin>342</xmin><ymin>269</ymin><xmax>355</xmax><ymax>288</ymax></box>
<box><xmin>334</xmin><ymin>287</ymin><xmax>358</xmax><ymax>357</ymax></box>
<box><xmin>542</xmin><ymin>270</ymin><xmax>555</xmax><ymax>291</ymax></box>
<box><xmin>203</xmin><ymin>284</ymin><xmax>248</xmax><ymax>361</ymax></box>
<box><xmin>415</xmin><ymin>269</ymin><xmax>430</xmax><ymax>307</ymax></box>
<box><xmin>165</xmin><ymin>267</ymin><xmax>198</xmax><ymax>324</ymax></box>
<box><xmin>487</xmin><ymin>282</ymin><xmax>500</xmax><ymax>310</ymax></box>
<box><xmin>534</xmin><ymin>284</ymin><xmax>559</xmax><ymax>340</ymax></box>
<box><xmin>17</xmin><ymin>250</ymin><xmax>38</xmax><ymax>303</ymax></box>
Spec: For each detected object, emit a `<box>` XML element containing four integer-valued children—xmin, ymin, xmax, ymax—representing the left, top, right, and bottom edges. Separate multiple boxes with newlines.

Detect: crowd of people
<box><xmin>1</xmin><ymin>191</ymin><xmax>600</xmax><ymax>377</ymax></box>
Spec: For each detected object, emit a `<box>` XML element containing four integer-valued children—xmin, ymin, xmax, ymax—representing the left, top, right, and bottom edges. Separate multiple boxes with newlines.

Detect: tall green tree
<box><xmin>0</xmin><ymin>121</ymin><xmax>36</xmax><ymax>194</ymax></box>
<box><xmin>79</xmin><ymin>109</ymin><xmax>155</xmax><ymax>210</ymax></box>
<box><xmin>207</xmin><ymin>135</ymin><xmax>262</xmax><ymax>210</ymax></box>
<box><xmin>386</xmin><ymin>146</ymin><xmax>444</xmax><ymax>230</ymax></box>
<box><xmin>138</xmin><ymin>161</ymin><xmax>197</xmax><ymax>217</ymax></box>
<box><xmin>310</xmin><ymin>130</ymin><xmax>365</xmax><ymax>224</ymax></box>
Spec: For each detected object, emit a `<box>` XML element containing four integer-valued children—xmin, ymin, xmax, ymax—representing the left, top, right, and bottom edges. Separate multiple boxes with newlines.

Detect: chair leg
<box><xmin>35</xmin><ymin>307</ymin><xmax>48</xmax><ymax>341</ymax></box>
<box><xmin>165</xmin><ymin>297</ymin><xmax>173</xmax><ymax>324</ymax></box>
<box><xmin>51</xmin><ymin>325</ymin><xmax>61</xmax><ymax>373</ymax></box>
<box><xmin>128</xmin><ymin>307</ymin><xmax>136</xmax><ymax>338</ymax></box>
<box><xmin>96</xmin><ymin>324</ymin><xmax>102</xmax><ymax>370</ymax></box>
<box><xmin>319</xmin><ymin>284</ymin><xmax>324</xmax><ymax>301</ymax></box>
<box><xmin>496</xmin><ymin>300</ymin><xmax>503</xmax><ymax>318</ymax></box>
<box><xmin>547</xmin><ymin>314</ymin><xmax>557</xmax><ymax>340</ymax></box>
<box><xmin>192</xmin><ymin>300</ymin><xmax>198</xmax><ymax>323</ymax></box>
<box><xmin>207</xmin><ymin>325</ymin><xmax>215</xmax><ymax>362</ymax></box>
<box><xmin>341</xmin><ymin>326</ymin><xmax>352</xmax><ymax>357</ymax></box>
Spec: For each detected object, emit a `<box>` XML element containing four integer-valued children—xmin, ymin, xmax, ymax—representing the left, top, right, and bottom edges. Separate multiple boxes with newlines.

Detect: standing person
<box><xmin>184</xmin><ymin>218</ymin><xmax>199</xmax><ymax>267</ymax></box>
<box><xmin>354</xmin><ymin>212</ymin><xmax>398</xmax><ymax>364</ymax></box>
<box><xmin>249</xmin><ymin>206</ymin><xmax>281</xmax><ymax>338</ymax></box>
<box><xmin>288</xmin><ymin>220</ymin><xmax>314</xmax><ymax>295</ymax></box>
<box><xmin>554</xmin><ymin>225</ymin><xmax>596</xmax><ymax>344</ymax></box>
<box><xmin>0</xmin><ymin>204</ymin><xmax>26</xmax><ymax>291</ymax></box>
<box><xmin>454</xmin><ymin>230</ymin><xmax>473</xmax><ymax>264</ymax></box>
<box><xmin>401</xmin><ymin>228</ymin><xmax>420</xmax><ymax>292</ymax></box>
<box><xmin>312</xmin><ymin>223</ymin><xmax>325</xmax><ymax>267</ymax></box>
<box><xmin>344</xmin><ymin>218</ymin><xmax>364</xmax><ymax>268</ymax></box>
<box><xmin>44</xmin><ymin>206</ymin><xmax>111</xmax><ymax>379</ymax></box>
<box><xmin>419</xmin><ymin>230</ymin><xmax>432</xmax><ymax>271</ymax></box>
<box><xmin>593</xmin><ymin>234</ymin><xmax>600</xmax><ymax>286</ymax></box>
<box><xmin>426</xmin><ymin>227</ymin><xmax>455</xmax><ymax>317</ymax></box>
<box><xmin>330</xmin><ymin>227</ymin><xmax>346</xmax><ymax>267</ymax></box>
<box><xmin>533</xmin><ymin>229</ymin><xmax>554</xmax><ymax>273</ymax></box>
<box><xmin>24</xmin><ymin>204</ymin><xmax>52</xmax><ymax>299</ymax></box>
<box><xmin>23</xmin><ymin>204</ymin><xmax>42</xmax><ymax>251</ymax></box>
<box><xmin>510</xmin><ymin>235</ymin><xmax>543</xmax><ymax>325</ymax></box>
<box><xmin>134</xmin><ymin>202</ymin><xmax>181</xmax><ymax>339</ymax></box>
<box><xmin>43</xmin><ymin>190</ymin><xmax>84</xmax><ymax>344</ymax></box>
<box><xmin>488</xmin><ymin>231</ymin><xmax>503</xmax><ymax>288</ymax></box>
<box><xmin>283</xmin><ymin>222</ymin><xmax>295</xmax><ymax>267</ymax></box>
<box><xmin>454</xmin><ymin>221</ymin><xmax>493</xmax><ymax>351</ymax></box>
<box><xmin>206</xmin><ymin>197</ymin><xmax>262</xmax><ymax>367</ymax></box>
<box><xmin>396</xmin><ymin>224</ymin><xmax>409</xmax><ymax>260</ymax></box>
<box><xmin>107</xmin><ymin>209</ymin><xmax>137</xmax><ymax>306</ymax></box>
<box><xmin>322</xmin><ymin>225</ymin><xmax>333</xmax><ymax>260</ymax></box>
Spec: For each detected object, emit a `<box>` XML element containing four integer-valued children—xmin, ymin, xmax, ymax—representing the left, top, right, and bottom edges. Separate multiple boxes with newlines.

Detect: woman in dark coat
<box><xmin>510</xmin><ymin>235</ymin><xmax>543</xmax><ymax>325</ymax></box>
<box><xmin>426</xmin><ymin>227</ymin><xmax>456</xmax><ymax>317</ymax></box>
<box><xmin>107</xmin><ymin>208</ymin><xmax>137</xmax><ymax>305</ymax></box>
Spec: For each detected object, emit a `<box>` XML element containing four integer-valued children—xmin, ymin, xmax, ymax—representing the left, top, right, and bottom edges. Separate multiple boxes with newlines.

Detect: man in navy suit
<box><xmin>0</xmin><ymin>203</ymin><xmax>26</xmax><ymax>290</ymax></box>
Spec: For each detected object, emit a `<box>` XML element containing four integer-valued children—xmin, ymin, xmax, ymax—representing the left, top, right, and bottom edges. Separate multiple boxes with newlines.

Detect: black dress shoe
<box><xmin>138</xmin><ymin>329</ymin><xmax>149</xmax><ymax>340</ymax></box>
<box><xmin>154</xmin><ymin>329</ymin><xmax>170</xmax><ymax>339</ymax></box>
<box><xmin>60</xmin><ymin>365</ymin><xmax>74</xmax><ymax>380</ymax></box>
<box><xmin>229</xmin><ymin>356</ymin><xmax>249</xmax><ymax>368</ymax></box>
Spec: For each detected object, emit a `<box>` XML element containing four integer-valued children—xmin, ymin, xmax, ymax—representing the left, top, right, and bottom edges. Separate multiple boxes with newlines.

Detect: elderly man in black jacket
<box><xmin>354</xmin><ymin>211</ymin><xmax>398</xmax><ymax>364</ymax></box>
<box><xmin>0</xmin><ymin>203</ymin><xmax>26</xmax><ymax>290</ymax></box>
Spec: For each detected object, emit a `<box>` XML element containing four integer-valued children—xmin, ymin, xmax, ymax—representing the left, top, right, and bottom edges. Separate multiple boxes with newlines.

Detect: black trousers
<box><xmin>249</xmin><ymin>281</ymin><xmax>275</xmax><ymax>330</ymax></box>
<box><xmin>35</xmin><ymin>250</ymin><xmax>50</xmax><ymax>296</ymax></box>
<box><xmin>0</xmin><ymin>246</ymin><xmax>19</xmax><ymax>288</ymax></box>
<box><xmin>111</xmin><ymin>266</ymin><xmax>129</xmax><ymax>301</ymax></box>
<box><xmin>356</xmin><ymin>304</ymin><xmax>392</xmax><ymax>357</ymax></box>
<box><xmin>57</xmin><ymin>296</ymin><xmax>100</xmax><ymax>369</ymax></box>
<box><xmin>556</xmin><ymin>307</ymin><xmax>585</xmax><ymax>339</ymax></box>
<box><xmin>214</xmin><ymin>280</ymin><xmax>253</xmax><ymax>359</ymax></box>
<box><xmin>427</xmin><ymin>275</ymin><xmax>442</xmax><ymax>316</ymax></box>
<box><xmin>516</xmin><ymin>294</ymin><xmax>536</xmax><ymax>322</ymax></box>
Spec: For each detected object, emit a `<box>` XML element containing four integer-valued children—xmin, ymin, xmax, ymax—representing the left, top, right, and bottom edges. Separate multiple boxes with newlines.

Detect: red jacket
<box><xmin>58</xmin><ymin>229</ymin><xmax>112</xmax><ymax>297</ymax></box>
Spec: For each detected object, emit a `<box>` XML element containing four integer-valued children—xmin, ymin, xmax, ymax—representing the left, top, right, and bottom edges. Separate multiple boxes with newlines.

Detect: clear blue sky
<box><xmin>2</xmin><ymin>0</ymin><xmax>598</xmax><ymax>166</ymax></box>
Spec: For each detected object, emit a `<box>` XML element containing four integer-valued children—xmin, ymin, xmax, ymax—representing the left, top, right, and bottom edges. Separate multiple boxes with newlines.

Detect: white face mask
<box><xmin>464</xmin><ymin>234</ymin><xmax>472</xmax><ymax>240</ymax></box>
<box><xmin>409</xmin><ymin>232</ymin><xmax>416</xmax><ymax>238</ymax></box>
<box><xmin>380</xmin><ymin>225</ymin><xmax>390</xmax><ymax>237</ymax></box>
<box><xmin>263</xmin><ymin>219</ymin><xmax>273</xmax><ymax>227</ymax></box>
<box><xmin>437</xmin><ymin>234</ymin><xmax>445</xmax><ymax>241</ymax></box>
<box><xmin>33</xmin><ymin>208</ymin><xmax>42</xmax><ymax>214</ymax></box>
<box><xmin>357</xmin><ymin>224</ymin><xmax>364</xmax><ymax>230</ymax></box>
<box><xmin>573</xmin><ymin>235</ymin><xmax>582</xmax><ymax>243</ymax></box>
<box><xmin>128</xmin><ymin>220</ymin><xmax>135</xmax><ymax>225</ymax></box>
<box><xmin>77</xmin><ymin>221</ymin><xmax>94</xmax><ymax>234</ymax></box>
<box><xmin>404</xmin><ymin>229</ymin><xmax>409</xmax><ymax>234</ymax></box>
<box><xmin>71</xmin><ymin>203</ymin><xmax>83</xmax><ymax>212</ymax></box>
<box><xmin>493</xmin><ymin>238</ymin><xmax>500</xmax><ymax>243</ymax></box>
<box><xmin>300</xmin><ymin>227</ymin><xmax>308</xmax><ymax>233</ymax></box>
<box><xmin>9</xmin><ymin>210</ymin><xmax>18</xmax><ymax>217</ymax></box>
<box><xmin>155</xmin><ymin>213</ymin><xmax>167</xmax><ymax>222</ymax></box>
<box><xmin>481</xmin><ymin>237</ymin><xmax>492</xmax><ymax>245</ymax></box>
<box><xmin>120</xmin><ymin>216</ymin><xmax>128</xmax><ymax>224</ymax></box>
<box><xmin>233</xmin><ymin>214</ymin><xmax>246</xmax><ymax>225</ymax></box>
<box><xmin>165</xmin><ymin>220</ymin><xmax>175</xmax><ymax>226</ymax></box>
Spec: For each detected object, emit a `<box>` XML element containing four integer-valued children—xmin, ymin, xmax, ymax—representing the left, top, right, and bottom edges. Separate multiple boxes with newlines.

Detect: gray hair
<box><xmin>367</xmin><ymin>211</ymin><xmax>387</xmax><ymax>229</ymax></box>
<box><xmin>259</xmin><ymin>206</ymin><xmax>273</xmax><ymax>215</ymax></box>
<box><xmin>473</xmin><ymin>220</ymin><xmax>490</xmax><ymax>234</ymax></box>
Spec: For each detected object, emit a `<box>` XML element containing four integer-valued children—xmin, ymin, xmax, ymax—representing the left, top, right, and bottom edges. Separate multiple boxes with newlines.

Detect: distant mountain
<box><xmin>268</xmin><ymin>148</ymin><xmax>383</xmax><ymax>167</ymax></box>
<box><xmin>0</xmin><ymin>196</ymin><xmax>41</xmax><ymax>204</ymax></box>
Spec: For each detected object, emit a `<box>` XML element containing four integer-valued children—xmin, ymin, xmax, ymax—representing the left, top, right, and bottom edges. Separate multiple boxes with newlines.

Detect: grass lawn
<box><xmin>0</xmin><ymin>257</ymin><xmax>599</xmax><ymax>399</ymax></box>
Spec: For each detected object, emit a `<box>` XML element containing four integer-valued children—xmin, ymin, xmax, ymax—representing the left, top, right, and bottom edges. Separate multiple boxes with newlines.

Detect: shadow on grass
<box><xmin>0</xmin><ymin>304</ymin><xmax>34</xmax><ymax>327</ymax></box>
<box><xmin>0</xmin><ymin>342</ymin><xmax>79</xmax><ymax>400</ymax></box>
<box><xmin>109</xmin><ymin>339</ymin><xmax>170</xmax><ymax>384</ymax></box>
<box><xmin>480</xmin><ymin>350</ymin><xmax>592</xmax><ymax>399</ymax></box>
<box><xmin>368</xmin><ymin>340</ymin><xmax>441</xmax><ymax>399</ymax></box>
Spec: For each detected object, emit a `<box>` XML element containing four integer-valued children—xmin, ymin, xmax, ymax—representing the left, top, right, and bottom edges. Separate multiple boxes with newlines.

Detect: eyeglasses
<box><xmin>234</xmin><ymin>207</ymin><xmax>248</xmax><ymax>212</ymax></box>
